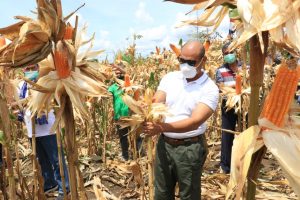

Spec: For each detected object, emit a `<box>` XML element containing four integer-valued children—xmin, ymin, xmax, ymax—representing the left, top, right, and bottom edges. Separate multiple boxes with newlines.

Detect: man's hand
<box><xmin>142</xmin><ymin>121</ymin><xmax>163</xmax><ymax>136</ymax></box>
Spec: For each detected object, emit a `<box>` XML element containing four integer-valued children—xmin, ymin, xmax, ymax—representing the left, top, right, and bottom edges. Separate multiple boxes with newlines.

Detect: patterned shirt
<box><xmin>215</xmin><ymin>63</ymin><xmax>239</xmax><ymax>86</ymax></box>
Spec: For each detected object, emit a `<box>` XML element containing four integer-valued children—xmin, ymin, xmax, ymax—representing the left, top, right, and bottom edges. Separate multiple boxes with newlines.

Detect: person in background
<box><xmin>108</xmin><ymin>63</ymin><xmax>142</xmax><ymax>160</ymax></box>
<box><xmin>142</xmin><ymin>40</ymin><xmax>219</xmax><ymax>200</ymax></box>
<box><xmin>18</xmin><ymin>64</ymin><xmax>69</xmax><ymax>199</ymax></box>
<box><xmin>215</xmin><ymin>42</ymin><xmax>241</xmax><ymax>174</ymax></box>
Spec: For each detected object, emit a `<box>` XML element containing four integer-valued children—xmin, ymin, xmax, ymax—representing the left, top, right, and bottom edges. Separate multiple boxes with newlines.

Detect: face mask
<box><xmin>180</xmin><ymin>63</ymin><xmax>197</xmax><ymax>79</ymax></box>
<box><xmin>24</xmin><ymin>71</ymin><xmax>39</xmax><ymax>81</ymax></box>
<box><xmin>224</xmin><ymin>53</ymin><xmax>237</xmax><ymax>64</ymax></box>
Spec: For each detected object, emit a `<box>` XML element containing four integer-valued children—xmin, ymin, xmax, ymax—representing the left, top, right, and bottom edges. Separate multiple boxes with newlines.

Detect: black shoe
<box><xmin>44</xmin><ymin>185</ymin><xmax>58</xmax><ymax>194</ymax></box>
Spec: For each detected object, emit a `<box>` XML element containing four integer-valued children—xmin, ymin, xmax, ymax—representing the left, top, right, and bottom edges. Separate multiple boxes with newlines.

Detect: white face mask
<box><xmin>180</xmin><ymin>63</ymin><xmax>197</xmax><ymax>79</ymax></box>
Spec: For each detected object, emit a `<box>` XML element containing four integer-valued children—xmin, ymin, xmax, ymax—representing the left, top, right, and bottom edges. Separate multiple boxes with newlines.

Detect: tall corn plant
<box><xmin>246</xmin><ymin>32</ymin><xmax>269</xmax><ymax>200</ymax></box>
<box><xmin>93</xmin><ymin>97</ymin><xmax>114</xmax><ymax>165</ymax></box>
<box><xmin>0</xmin><ymin>70</ymin><xmax>17</xmax><ymax>200</ymax></box>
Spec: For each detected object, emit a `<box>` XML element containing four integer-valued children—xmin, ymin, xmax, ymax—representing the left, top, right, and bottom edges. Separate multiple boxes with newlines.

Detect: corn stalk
<box><xmin>0</xmin><ymin>75</ymin><xmax>16</xmax><ymax>200</ymax></box>
<box><xmin>246</xmin><ymin>32</ymin><xmax>269</xmax><ymax>200</ymax></box>
<box><xmin>56</xmin><ymin>126</ymin><xmax>67</xmax><ymax>199</ymax></box>
<box><xmin>62</xmin><ymin>15</ymin><xmax>80</xmax><ymax>199</ymax></box>
<box><xmin>63</xmin><ymin>95</ymin><xmax>78</xmax><ymax>199</ymax></box>
<box><xmin>147</xmin><ymin>137</ymin><xmax>154</xmax><ymax>200</ymax></box>
<box><xmin>14</xmin><ymin>123</ymin><xmax>31</xmax><ymax>200</ymax></box>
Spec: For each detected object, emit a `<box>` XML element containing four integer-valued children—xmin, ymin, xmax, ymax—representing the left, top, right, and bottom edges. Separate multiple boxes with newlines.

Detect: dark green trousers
<box><xmin>154</xmin><ymin>134</ymin><xmax>208</xmax><ymax>200</ymax></box>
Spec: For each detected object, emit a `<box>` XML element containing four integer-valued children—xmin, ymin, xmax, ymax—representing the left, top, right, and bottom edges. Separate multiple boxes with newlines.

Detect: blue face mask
<box><xmin>24</xmin><ymin>71</ymin><xmax>39</xmax><ymax>81</ymax></box>
<box><xmin>224</xmin><ymin>53</ymin><xmax>237</xmax><ymax>64</ymax></box>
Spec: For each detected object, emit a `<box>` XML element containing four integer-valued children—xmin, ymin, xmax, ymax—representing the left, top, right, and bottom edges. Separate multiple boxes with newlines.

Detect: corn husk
<box><xmin>262</xmin><ymin>128</ymin><xmax>300</xmax><ymax>198</ymax></box>
<box><xmin>220</xmin><ymin>86</ymin><xmax>250</xmax><ymax>113</ymax></box>
<box><xmin>164</xmin><ymin>0</ymin><xmax>208</xmax><ymax>4</ymax></box>
<box><xmin>230</xmin><ymin>0</ymin><xmax>300</xmax><ymax>54</ymax></box>
<box><xmin>227</xmin><ymin>111</ymin><xmax>300</xmax><ymax>199</ymax></box>
<box><xmin>226</xmin><ymin>125</ymin><xmax>263</xmax><ymax>199</ymax></box>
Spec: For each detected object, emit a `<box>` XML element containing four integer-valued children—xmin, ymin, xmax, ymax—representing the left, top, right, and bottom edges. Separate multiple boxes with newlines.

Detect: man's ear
<box><xmin>201</xmin><ymin>56</ymin><xmax>207</xmax><ymax>66</ymax></box>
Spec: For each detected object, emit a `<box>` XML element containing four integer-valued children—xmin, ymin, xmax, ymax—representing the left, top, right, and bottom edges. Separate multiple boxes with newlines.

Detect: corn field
<box><xmin>0</xmin><ymin>0</ymin><xmax>300</xmax><ymax>200</ymax></box>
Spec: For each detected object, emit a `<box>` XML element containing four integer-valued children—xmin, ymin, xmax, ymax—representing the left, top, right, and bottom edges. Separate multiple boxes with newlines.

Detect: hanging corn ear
<box><xmin>169</xmin><ymin>44</ymin><xmax>181</xmax><ymax>57</ymax></box>
<box><xmin>260</xmin><ymin>63</ymin><xmax>300</xmax><ymax>128</ymax></box>
<box><xmin>54</xmin><ymin>50</ymin><xmax>71</xmax><ymax>79</ymax></box>
<box><xmin>63</xmin><ymin>23</ymin><xmax>73</xmax><ymax>40</ymax></box>
<box><xmin>133</xmin><ymin>89</ymin><xmax>140</xmax><ymax>101</ymax></box>
<box><xmin>124</xmin><ymin>74</ymin><xmax>131</xmax><ymax>87</ymax></box>
<box><xmin>203</xmin><ymin>39</ymin><xmax>210</xmax><ymax>52</ymax></box>
<box><xmin>156</xmin><ymin>46</ymin><xmax>160</xmax><ymax>55</ymax></box>
<box><xmin>0</xmin><ymin>36</ymin><xmax>6</xmax><ymax>47</ymax></box>
<box><xmin>235</xmin><ymin>74</ymin><xmax>242</xmax><ymax>94</ymax></box>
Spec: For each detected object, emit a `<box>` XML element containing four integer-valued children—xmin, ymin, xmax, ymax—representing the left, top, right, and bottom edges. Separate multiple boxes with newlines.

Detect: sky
<box><xmin>0</xmin><ymin>0</ymin><xmax>230</xmax><ymax>61</ymax></box>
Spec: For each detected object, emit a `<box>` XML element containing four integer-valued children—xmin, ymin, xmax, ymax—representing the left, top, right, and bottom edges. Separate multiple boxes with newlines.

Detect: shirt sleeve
<box><xmin>157</xmin><ymin>74</ymin><xmax>169</xmax><ymax>93</ymax></box>
<box><xmin>199</xmin><ymin>84</ymin><xmax>219</xmax><ymax>111</ymax></box>
<box><xmin>215</xmin><ymin>69</ymin><xmax>224</xmax><ymax>84</ymax></box>
<box><xmin>108</xmin><ymin>83</ymin><xmax>117</xmax><ymax>94</ymax></box>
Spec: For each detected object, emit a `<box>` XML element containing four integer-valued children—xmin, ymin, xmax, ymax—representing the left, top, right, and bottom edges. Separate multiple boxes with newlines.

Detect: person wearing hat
<box><xmin>18</xmin><ymin>64</ymin><xmax>70</xmax><ymax>199</ymax></box>
<box><xmin>142</xmin><ymin>40</ymin><xmax>219</xmax><ymax>199</ymax></box>
<box><xmin>215</xmin><ymin>42</ymin><xmax>241</xmax><ymax>174</ymax></box>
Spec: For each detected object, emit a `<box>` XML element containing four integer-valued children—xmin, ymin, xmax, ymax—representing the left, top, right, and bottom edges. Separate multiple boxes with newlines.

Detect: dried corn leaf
<box><xmin>205</xmin><ymin>0</ymin><xmax>236</xmax><ymax>9</ymax></box>
<box><xmin>164</xmin><ymin>0</ymin><xmax>208</xmax><ymax>4</ymax></box>
<box><xmin>231</xmin><ymin>0</ymin><xmax>300</xmax><ymax>52</ymax></box>
<box><xmin>226</xmin><ymin>125</ymin><xmax>263</xmax><ymax>199</ymax></box>
<box><xmin>0</xmin><ymin>21</ymin><xmax>25</xmax><ymax>41</ymax></box>
<box><xmin>178</xmin><ymin>6</ymin><xmax>225</xmax><ymax>27</ymax></box>
<box><xmin>129</xmin><ymin>161</ymin><xmax>144</xmax><ymax>187</ymax></box>
<box><xmin>122</xmin><ymin>94</ymin><xmax>144</xmax><ymax>115</ymax></box>
<box><xmin>262</xmin><ymin>129</ymin><xmax>300</xmax><ymax>197</ymax></box>
<box><xmin>117</xmin><ymin>115</ymin><xmax>144</xmax><ymax>129</ymax></box>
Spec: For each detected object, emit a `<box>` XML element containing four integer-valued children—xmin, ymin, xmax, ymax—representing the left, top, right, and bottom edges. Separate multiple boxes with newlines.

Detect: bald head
<box><xmin>181</xmin><ymin>40</ymin><xmax>205</xmax><ymax>61</ymax></box>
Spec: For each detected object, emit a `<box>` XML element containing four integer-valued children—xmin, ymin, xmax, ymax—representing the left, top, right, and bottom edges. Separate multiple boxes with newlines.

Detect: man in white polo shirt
<box><xmin>143</xmin><ymin>40</ymin><xmax>219</xmax><ymax>200</ymax></box>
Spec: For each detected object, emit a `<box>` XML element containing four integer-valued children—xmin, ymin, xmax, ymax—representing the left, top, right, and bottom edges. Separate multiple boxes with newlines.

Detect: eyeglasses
<box><xmin>23</xmin><ymin>64</ymin><xmax>38</xmax><ymax>72</ymax></box>
<box><xmin>223</xmin><ymin>51</ymin><xmax>234</xmax><ymax>55</ymax></box>
<box><xmin>178</xmin><ymin>57</ymin><xmax>197</xmax><ymax>66</ymax></box>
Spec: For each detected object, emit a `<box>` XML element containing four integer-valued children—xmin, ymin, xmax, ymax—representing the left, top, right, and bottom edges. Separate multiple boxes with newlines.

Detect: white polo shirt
<box><xmin>18</xmin><ymin>81</ymin><xmax>56</xmax><ymax>138</ymax></box>
<box><xmin>157</xmin><ymin>71</ymin><xmax>219</xmax><ymax>139</ymax></box>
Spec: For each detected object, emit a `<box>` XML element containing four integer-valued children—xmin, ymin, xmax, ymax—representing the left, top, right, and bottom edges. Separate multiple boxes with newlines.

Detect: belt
<box><xmin>162</xmin><ymin>134</ymin><xmax>201</xmax><ymax>146</ymax></box>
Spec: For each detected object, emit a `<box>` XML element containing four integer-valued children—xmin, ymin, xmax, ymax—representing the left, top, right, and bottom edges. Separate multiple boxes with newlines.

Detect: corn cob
<box><xmin>203</xmin><ymin>39</ymin><xmax>210</xmax><ymax>52</ymax></box>
<box><xmin>260</xmin><ymin>63</ymin><xmax>300</xmax><ymax>127</ymax></box>
<box><xmin>133</xmin><ymin>90</ymin><xmax>140</xmax><ymax>101</ymax></box>
<box><xmin>124</xmin><ymin>74</ymin><xmax>131</xmax><ymax>87</ymax></box>
<box><xmin>235</xmin><ymin>74</ymin><xmax>242</xmax><ymax>94</ymax></box>
<box><xmin>54</xmin><ymin>50</ymin><xmax>71</xmax><ymax>79</ymax></box>
<box><xmin>169</xmin><ymin>44</ymin><xmax>181</xmax><ymax>57</ymax></box>
<box><xmin>63</xmin><ymin>24</ymin><xmax>73</xmax><ymax>40</ymax></box>
<box><xmin>0</xmin><ymin>36</ymin><xmax>6</xmax><ymax>47</ymax></box>
<box><xmin>156</xmin><ymin>46</ymin><xmax>160</xmax><ymax>55</ymax></box>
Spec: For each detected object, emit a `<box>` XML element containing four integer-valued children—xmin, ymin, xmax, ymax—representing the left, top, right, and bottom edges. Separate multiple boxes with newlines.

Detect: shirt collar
<box><xmin>180</xmin><ymin>70</ymin><xmax>208</xmax><ymax>86</ymax></box>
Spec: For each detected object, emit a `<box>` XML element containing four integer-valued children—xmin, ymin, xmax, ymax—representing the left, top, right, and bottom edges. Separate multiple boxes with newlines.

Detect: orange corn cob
<box><xmin>235</xmin><ymin>74</ymin><xmax>242</xmax><ymax>94</ymax></box>
<box><xmin>54</xmin><ymin>50</ymin><xmax>71</xmax><ymax>79</ymax></box>
<box><xmin>133</xmin><ymin>90</ymin><xmax>140</xmax><ymax>101</ymax></box>
<box><xmin>124</xmin><ymin>74</ymin><xmax>131</xmax><ymax>87</ymax></box>
<box><xmin>169</xmin><ymin>44</ymin><xmax>181</xmax><ymax>57</ymax></box>
<box><xmin>0</xmin><ymin>36</ymin><xmax>6</xmax><ymax>47</ymax></box>
<box><xmin>203</xmin><ymin>40</ymin><xmax>210</xmax><ymax>52</ymax></box>
<box><xmin>156</xmin><ymin>46</ymin><xmax>160</xmax><ymax>55</ymax></box>
<box><xmin>63</xmin><ymin>24</ymin><xmax>73</xmax><ymax>40</ymax></box>
<box><xmin>260</xmin><ymin>63</ymin><xmax>300</xmax><ymax>127</ymax></box>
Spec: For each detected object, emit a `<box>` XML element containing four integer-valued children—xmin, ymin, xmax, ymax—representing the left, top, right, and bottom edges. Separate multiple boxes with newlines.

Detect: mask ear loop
<box><xmin>195</xmin><ymin>56</ymin><xmax>206</xmax><ymax>68</ymax></box>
